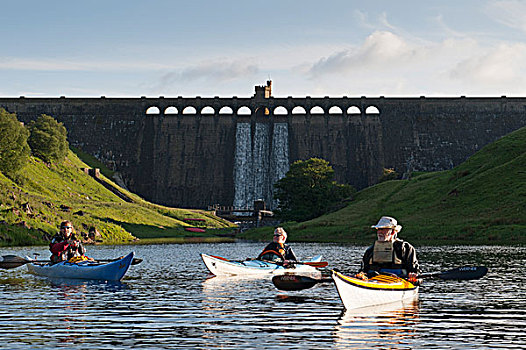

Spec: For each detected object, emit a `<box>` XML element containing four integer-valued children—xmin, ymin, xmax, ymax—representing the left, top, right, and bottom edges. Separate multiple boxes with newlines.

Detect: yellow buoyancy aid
<box><xmin>67</xmin><ymin>256</ymin><xmax>89</xmax><ymax>263</ymax></box>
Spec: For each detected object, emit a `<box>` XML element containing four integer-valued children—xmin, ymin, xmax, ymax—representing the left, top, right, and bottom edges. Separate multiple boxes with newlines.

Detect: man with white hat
<box><xmin>356</xmin><ymin>216</ymin><xmax>419</xmax><ymax>282</ymax></box>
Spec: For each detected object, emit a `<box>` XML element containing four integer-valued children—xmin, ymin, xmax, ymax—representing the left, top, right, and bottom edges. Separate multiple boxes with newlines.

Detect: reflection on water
<box><xmin>0</xmin><ymin>243</ymin><xmax>525</xmax><ymax>349</ymax></box>
<box><xmin>334</xmin><ymin>299</ymin><xmax>420</xmax><ymax>349</ymax></box>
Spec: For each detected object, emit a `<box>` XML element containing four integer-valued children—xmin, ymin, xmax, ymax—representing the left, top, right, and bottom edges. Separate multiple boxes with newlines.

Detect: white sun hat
<box><xmin>371</xmin><ymin>216</ymin><xmax>402</xmax><ymax>233</ymax></box>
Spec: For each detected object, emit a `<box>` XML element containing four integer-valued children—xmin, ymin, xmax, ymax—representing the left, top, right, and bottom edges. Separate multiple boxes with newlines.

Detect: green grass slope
<box><xmin>0</xmin><ymin>151</ymin><xmax>236</xmax><ymax>246</ymax></box>
<box><xmin>239</xmin><ymin>126</ymin><xmax>526</xmax><ymax>245</ymax></box>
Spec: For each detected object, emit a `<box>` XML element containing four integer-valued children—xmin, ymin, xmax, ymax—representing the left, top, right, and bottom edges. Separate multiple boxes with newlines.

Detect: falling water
<box><xmin>233</xmin><ymin>123</ymin><xmax>253</xmax><ymax>210</ymax></box>
<box><xmin>270</xmin><ymin>123</ymin><xmax>289</xmax><ymax>209</ymax></box>
<box><xmin>233</xmin><ymin>122</ymin><xmax>290</xmax><ymax>210</ymax></box>
<box><xmin>252</xmin><ymin>123</ymin><xmax>270</xmax><ymax>205</ymax></box>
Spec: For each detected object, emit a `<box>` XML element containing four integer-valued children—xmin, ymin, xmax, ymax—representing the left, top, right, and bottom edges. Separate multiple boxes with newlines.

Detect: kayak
<box><xmin>185</xmin><ymin>227</ymin><xmax>206</xmax><ymax>233</ymax></box>
<box><xmin>200</xmin><ymin>253</ymin><xmax>323</xmax><ymax>277</ymax></box>
<box><xmin>26</xmin><ymin>252</ymin><xmax>135</xmax><ymax>281</ymax></box>
<box><xmin>332</xmin><ymin>270</ymin><xmax>419</xmax><ymax>310</ymax></box>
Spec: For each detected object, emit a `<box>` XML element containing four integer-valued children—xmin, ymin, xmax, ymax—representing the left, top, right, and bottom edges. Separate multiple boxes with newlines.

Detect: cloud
<box><xmin>0</xmin><ymin>57</ymin><xmax>169</xmax><ymax>71</ymax></box>
<box><xmin>378</xmin><ymin>12</ymin><xmax>397</xmax><ymax>31</ymax></box>
<box><xmin>300</xmin><ymin>28</ymin><xmax>526</xmax><ymax>96</ymax></box>
<box><xmin>352</xmin><ymin>10</ymin><xmax>397</xmax><ymax>31</ymax></box>
<box><xmin>151</xmin><ymin>59</ymin><xmax>260</xmax><ymax>93</ymax></box>
<box><xmin>486</xmin><ymin>0</ymin><xmax>526</xmax><ymax>32</ymax></box>
<box><xmin>172</xmin><ymin>60</ymin><xmax>258</xmax><ymax>82</ymax></box>
<box><xmin>309</xmin><ymin>31</ymin><xmax>416</xmax><ymax>76</ymax></box>
<box><xmin>307</xmin><ymin>29</ymin><xmax>521</xmax><ymax>88</ymax></box>
<box><xmin>352</xmin><ymin>10</ymin><xmax>372</xmax><ymax>29</ymax></box>
<box><xmin>450</xmin><ymin>43</ymin><xmax>526</xmax><ymax>85</ymax></box>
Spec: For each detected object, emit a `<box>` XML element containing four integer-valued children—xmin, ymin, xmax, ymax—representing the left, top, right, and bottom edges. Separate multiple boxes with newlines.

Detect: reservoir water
<box><xmin>0</xmin><ymin>243</ymin><xmax>524</xmax><ymax>349</ymax></box>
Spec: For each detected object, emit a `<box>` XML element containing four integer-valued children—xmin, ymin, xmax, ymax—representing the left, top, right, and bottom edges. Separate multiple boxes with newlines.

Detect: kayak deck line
<box><xmin>32</xmin><ymin>260</ymin><xmax>105</xmax><ymax>267</ymax></box>
<box><xmin>336</xmin><ymin>272</ymin><xmax>418</xmax><ymax>291</ymax></box>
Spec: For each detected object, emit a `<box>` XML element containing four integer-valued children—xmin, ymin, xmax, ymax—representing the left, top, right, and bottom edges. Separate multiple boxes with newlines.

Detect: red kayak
<box><xmin>185</xmin><ymin>227</ymin><xmax>206</xmax><ymax>233</ymax></box>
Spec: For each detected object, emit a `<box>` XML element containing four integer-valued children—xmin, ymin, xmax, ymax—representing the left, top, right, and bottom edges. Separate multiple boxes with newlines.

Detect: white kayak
<box><xmin>27</xmin><ymin>252</ymin><xmax>135</xmax><ymax>281</ymax></box>
<box><xmin>332</xmin><ymin>270</ymin><xmax>419</xmax><ymax>310</ymax></box>
<box><xmin>200</xmin><ymin>253</ymin><xmax>324</xmax><ymax>277</ymax></box>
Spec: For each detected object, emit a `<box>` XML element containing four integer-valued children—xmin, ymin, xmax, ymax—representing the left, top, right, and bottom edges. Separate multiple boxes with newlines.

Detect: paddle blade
<box><xmin>98</xmin><ymin>256</ymin><xmax>143</xmax><ymax>265</ymax></box>
<box><xmin>0</xmin><ymin>255</ymin><xmax>30</xmax><ymax>269</ymax></box>
<box><xmin>300</xmin><ymin>261</ymin><xmax>329</xmax><ymax>268</ymax></box>
<box><xmin>272</xmin><ymin>275</ymin><xmax>318</xmax><ymax>291</ymax></box>
<box><xmin>272</xmin><ymin>275</ymin><xmax>333</xmax><ymax>291</ymax></box>
<box><xmin>131</xmin><ymin>258</ymin><xmax>143</xmax><ymax>265</ymax></box>
<box><xmin>424</xmin><ymin>266</ymin><xmax>488</xmax><ymax>280</ymax></box>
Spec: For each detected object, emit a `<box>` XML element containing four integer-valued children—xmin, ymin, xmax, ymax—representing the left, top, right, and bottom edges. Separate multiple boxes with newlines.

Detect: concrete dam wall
<box><xmin>1</xmin><ymin>85</ymin><xmax>526</xmax><ymax>209</ymax></box>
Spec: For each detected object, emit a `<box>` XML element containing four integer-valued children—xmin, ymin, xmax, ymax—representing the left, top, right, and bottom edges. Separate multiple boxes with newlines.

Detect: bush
<box><xmin>274</xmin><ymin>158</ymin><xmax>355</xmax><ymax>222</ymax></box>
<box><xmin>378</xmin><ymin>168</ymin><xmax>399</xmax><ymax>182</ymax></box>
<box><xmin>0</xmin><ymin>109</ymin><xmax>30</xmax><ymax>176</ymax></box>
<box><xmin>28</xmin><ymin>114</ymin><xmax>69</xmax><ymax>164</ymax></box>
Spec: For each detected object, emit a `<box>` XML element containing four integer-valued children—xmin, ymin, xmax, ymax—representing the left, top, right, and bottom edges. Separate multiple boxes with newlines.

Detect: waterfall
<box><xmin>233</xmin><ymin>122</ymin><xmax>289</xmax><ymax>210</ymax></box>
<box><xmin>270</xmin><ymin>123</ymin><xmax>289</xmax><ymax>209</ymax></box>
<box><xmin>252</xmin><ymin>123</ymin><xmax>270</xmax><ymax>205</ymax></box>
<box><xmin>233</xmin><ymin>123</ymin><xmax>253</xmax><ymax>210</ymax></box>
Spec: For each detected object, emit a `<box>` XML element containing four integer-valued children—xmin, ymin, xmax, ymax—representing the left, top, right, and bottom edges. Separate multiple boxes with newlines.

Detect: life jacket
<box><xmin>67</xmin><ymin>256</ymin><xmax>89</xmax><ymax>263</ymax></box>
<box><xmin>258</xmin><ymin>243</ymin><xmax>286</xmax><ymax>262</ymax></box>
<box><xmin>368</xmin><ymin>240</ymin><xmax>406</xmax><ymax>276</ymax></box>
<box><xmin>49</xmin><ymin>233</ymin><xmax>86</xmax><ymax>263</ymax></box>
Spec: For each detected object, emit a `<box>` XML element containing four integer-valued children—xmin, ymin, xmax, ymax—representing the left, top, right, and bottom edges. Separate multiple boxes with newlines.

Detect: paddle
<box><xmin>272</xmin><ymin>265</ymin><xmax>489</xmax><ymax>291</ymax></box>
<box><xmin>210</xmin><ymin>255</ymin><xmax>329</xmax><ymax>268</ymax></box>
<box><xmin>0</xmin><ymin>255</ymin><xmax>143</xmax><ymax>269</ymax></box>
<box><xmin>420</xmin><ymin>266</ymin><xmax>488</xmax><ymax>280</ymax></box>
<box><xmin>272</xmin><ymin>274</ymin><xmax>332</xmax><ymax>291</ymax></box>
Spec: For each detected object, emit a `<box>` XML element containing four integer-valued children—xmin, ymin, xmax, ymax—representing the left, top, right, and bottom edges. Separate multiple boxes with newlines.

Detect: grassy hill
<box><xmin>0</xmin><ymin>150</ymin><xmax>236</xmax><ymax>246</ymax></box>
<box><xmin>239</xmin><ymin>126</ymin><xmax>526</xmax><ymax>245</ymax></box>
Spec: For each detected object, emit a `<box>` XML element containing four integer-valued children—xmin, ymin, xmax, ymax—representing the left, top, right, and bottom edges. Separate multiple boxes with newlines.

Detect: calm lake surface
<box><xmin>0</xmin><ymin>243</ymin><xmax>524</xmax><ymax>349</ymax></box>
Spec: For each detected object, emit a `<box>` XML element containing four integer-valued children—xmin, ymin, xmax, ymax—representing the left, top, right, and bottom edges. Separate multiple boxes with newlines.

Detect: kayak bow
<box><xmin>332</xmin><ymin>270</ymin><xmax>419</xmax><ymax>310</ymax></box>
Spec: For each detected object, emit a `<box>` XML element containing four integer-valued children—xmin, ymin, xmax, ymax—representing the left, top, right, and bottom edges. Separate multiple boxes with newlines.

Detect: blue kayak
<box><xmin>26</xmin><ymin>252</ymin><xmax>135</xmax><ymax>281</ymax></box>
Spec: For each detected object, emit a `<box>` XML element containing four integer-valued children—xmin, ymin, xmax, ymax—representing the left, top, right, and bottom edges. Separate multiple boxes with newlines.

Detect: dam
<box><xmin>1</xmin><ymin>81</ymin><xmax>525</xmax><ymax>209</ymax></box>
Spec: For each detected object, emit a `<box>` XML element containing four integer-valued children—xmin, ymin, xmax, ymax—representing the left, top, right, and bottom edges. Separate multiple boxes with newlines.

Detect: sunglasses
<box><xmin>62</xmin><ymin>226</ymin><xmax>73</xmax><ymax>229</ymax></box>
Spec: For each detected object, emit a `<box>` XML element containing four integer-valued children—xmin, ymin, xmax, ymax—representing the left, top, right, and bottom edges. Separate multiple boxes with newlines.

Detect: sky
<box><xmin>2</xmin><ymin>0</ymin><xmax>526</xmax><ymax>98</ymax></box>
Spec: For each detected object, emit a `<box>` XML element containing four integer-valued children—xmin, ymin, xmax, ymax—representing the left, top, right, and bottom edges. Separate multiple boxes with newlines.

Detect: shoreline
<box><xmin>2</xmin><ymin>236</ymin><xmax>523</xmax><ymax>247</ymax></box>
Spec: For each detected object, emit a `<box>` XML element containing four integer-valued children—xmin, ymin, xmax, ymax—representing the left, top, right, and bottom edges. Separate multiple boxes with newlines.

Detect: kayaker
<box><xmin>49</xmin><ymin>220</ymin><xmax>89</xmax><ymax>263</ymax></box>
<box><xmin>257</xmin><ymin>227</ymin><xmax>298</xmax><ymax>266</ymax></box>
<box><xmin>356</xmin><ymin>216</ymin><xmax>419</xmax><ymax>283</ymax></box>
<box><xmin>83</xmin><ymin>227</ymin><xmax>101</xmax><ymax>244</ymax></box>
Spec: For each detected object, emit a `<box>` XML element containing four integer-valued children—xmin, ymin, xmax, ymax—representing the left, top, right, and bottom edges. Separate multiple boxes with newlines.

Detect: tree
<box><xmin>28</xmin><ymin>114</ymin><xmax>69</xmax><ymax>164</ymax></box>
<box><xmin>0</xmin><ymin>109</ymin><xmax>30</xmax><ymax>176</ymax></box>
<box><xmin>273</xmin><ymin>158</ymin><xmax>354</xmax><ymax>222</ymax></box>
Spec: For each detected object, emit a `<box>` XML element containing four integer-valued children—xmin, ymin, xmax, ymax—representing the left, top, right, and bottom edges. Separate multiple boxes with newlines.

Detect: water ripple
<box><xmin>0</xmin><ymin>243</ymin><xmax>524</xmax><ymax>349</ymax></box>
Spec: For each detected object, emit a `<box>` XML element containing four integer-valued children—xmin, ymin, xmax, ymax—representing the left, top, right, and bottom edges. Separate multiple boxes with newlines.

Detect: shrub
<box><xmin>0</xmin><ymin>109</ymin><xmax>30</xmax><ymax>176</ymax></box>
<box><xmin>28</xmin><ymin>114</ymin><xmax>69</xmax><ymax>164</ymax></box>
<box><xmin>378</xmin><ymin>168</ymin><xmax>399</xmax><ymax>182</ymax></box>
<box><xmin>274</xmin><ymin>158</ymin><xmax>355</xmax><ymax>222</ymax></box>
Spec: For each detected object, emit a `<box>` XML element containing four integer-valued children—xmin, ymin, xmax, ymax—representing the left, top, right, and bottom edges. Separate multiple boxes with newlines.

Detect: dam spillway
<box><xmin>233</xmin><ymin>122</ymin><xmax>289</xmax><ymax>210</ymax></box>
